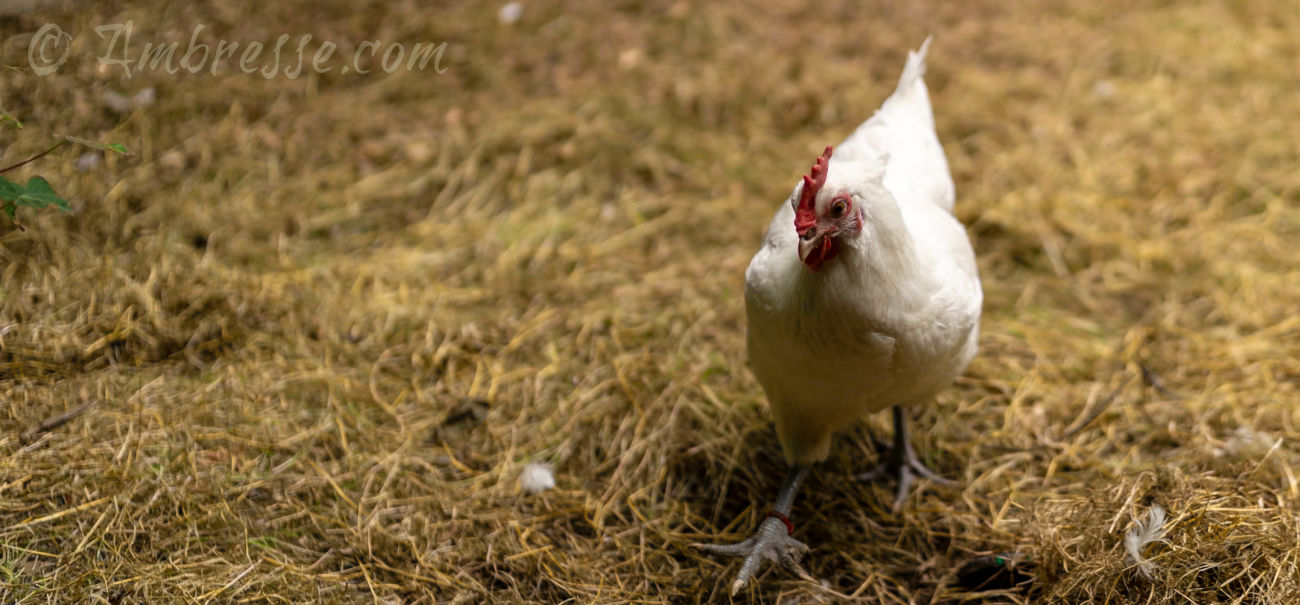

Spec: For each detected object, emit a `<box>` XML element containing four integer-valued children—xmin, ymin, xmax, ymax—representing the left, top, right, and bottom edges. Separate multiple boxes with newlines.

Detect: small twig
<box><xmin>12</xmin><ymin>495</ymin><xmax>111</xmax><ymax>529</ymax></box>
<box><xmin>197</xmin><ymin>562</ymin><xmax>258</xmax><ymax>602</ymax></box>
<box><xmin>0</xmin><ymin>139</ymin><xmax>66</xmax><ymax>174</ymax></box>
<box><xmin>1139</xmin><ymin>364</ymin><xmax>1179</xmax><ymax>399</ymax></box>
<box><xmin>1062</xmin><ymin>374</ymin><xmax>1136</xmax><ymax>439</ymax></box>
<box><xmin>21</xmin><ymin>400</ymin><xmax>97</xmax><ymax>443</ymax></box>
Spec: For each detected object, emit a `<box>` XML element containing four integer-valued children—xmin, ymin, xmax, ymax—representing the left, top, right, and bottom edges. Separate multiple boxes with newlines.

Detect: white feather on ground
<box><xmin>1125</xmin><ymin>504</ymin><xmax>1169</xmax><ymax>579</ymax></box>
<box><xmin>498</xmin><ymin>2</ymin><xmax>524</xmax><ymax>24</ymax></box>
<box><xmin>520</xmin><ymin>462</ymin><xmax>555</xmax><ymax>494</ymax></box>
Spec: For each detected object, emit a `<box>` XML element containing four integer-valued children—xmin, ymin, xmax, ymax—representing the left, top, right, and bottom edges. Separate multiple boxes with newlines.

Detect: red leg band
<box><xmin>765</xmin><ymin>510</ymin><xmax>794</xmax><ymax>535</ymax></box>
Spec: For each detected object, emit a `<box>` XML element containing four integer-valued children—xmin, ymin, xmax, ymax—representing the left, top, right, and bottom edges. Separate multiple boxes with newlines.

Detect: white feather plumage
<box><xmin>744</xmin><ymin>37</ymin><xmax>982</xmax><ymax>464</ymax></box>
<box><xmin>520</xmin><ymin>462</ymin><xmax>555</xmax><ymax>494</ymax></box>
<box><xmin>697</xmin><ymin>39</ymin><xmax>978</xmax><ymax>595</ymax></box>
<box><xmin>1125</xmin><ymin>504</ymin><xmax>1169</xmax><ymax>579</ymax></box>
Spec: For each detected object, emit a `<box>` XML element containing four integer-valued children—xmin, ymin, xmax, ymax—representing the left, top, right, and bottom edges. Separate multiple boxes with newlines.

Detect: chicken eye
<box><xmin>830</xmin><ymin>199</ymin><xmax>848</xmax><ymax>219</ymax></box>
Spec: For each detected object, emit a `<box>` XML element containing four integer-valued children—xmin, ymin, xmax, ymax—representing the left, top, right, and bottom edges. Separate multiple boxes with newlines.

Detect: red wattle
<box><xmin>803</xmin><ymin>237</ymin><xmax>837</xmax><ymax>271</ymax></box>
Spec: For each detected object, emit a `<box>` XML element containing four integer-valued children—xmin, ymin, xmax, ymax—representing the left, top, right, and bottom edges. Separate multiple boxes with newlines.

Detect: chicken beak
<box><xmin>797</xmin><ymin>232</ymin><xmax>822</xmax><ymax>265</ymax></box>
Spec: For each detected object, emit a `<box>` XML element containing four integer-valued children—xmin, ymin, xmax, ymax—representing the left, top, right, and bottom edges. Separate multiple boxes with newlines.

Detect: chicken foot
<box><xmin>693</xmin><ymin>465</ymin><xmax>816</xmax><ymax>595</ymax></box>
<box><xmin>856</xmin><ymin>406</ymin><xmax>954</xmax><ymax>509</ymax></box>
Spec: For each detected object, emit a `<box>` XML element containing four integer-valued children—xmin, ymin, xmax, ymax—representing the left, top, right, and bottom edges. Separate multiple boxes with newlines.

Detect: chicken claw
<box><xmin>694</xmin><ymin>515</ymin><xmax>815</xmax><ymax>595</ymax></box>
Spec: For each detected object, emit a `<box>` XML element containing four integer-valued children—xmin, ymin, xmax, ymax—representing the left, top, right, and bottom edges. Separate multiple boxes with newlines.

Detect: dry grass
<box><xmin>1</xmin><ymin>0</ymin><xmax>1298</xmax><ymax>603</ymax></box>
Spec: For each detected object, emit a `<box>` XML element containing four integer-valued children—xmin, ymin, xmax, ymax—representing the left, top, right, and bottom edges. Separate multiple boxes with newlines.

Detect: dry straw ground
<box><xmin>1</xmin><ymin>1</ymin><xmax>1298</xmax><ymax>603</ymax></box>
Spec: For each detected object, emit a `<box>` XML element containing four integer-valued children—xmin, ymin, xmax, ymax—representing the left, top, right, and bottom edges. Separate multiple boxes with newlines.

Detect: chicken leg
<box><xmin>693</xmin><ymin>465</ymin><xmax>815</xmax><ymax>595</ymax></box>
<box><xmin>856</xmin><ymin>406</ymin><xmax>954</xmax><ymax>509</ymax></box>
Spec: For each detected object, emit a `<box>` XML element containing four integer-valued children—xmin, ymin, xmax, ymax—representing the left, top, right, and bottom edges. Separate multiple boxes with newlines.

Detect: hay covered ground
<box><xmin>1</xmin><ymin>1</ymin><xmax>1298</xmax><ymax>602</ymax></box>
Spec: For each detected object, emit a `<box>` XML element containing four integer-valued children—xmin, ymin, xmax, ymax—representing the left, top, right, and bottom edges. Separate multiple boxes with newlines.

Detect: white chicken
<box><xmin>695</xmin><ymin>38</ymin><xmax>982</xmax><ymax>593</ymax></box>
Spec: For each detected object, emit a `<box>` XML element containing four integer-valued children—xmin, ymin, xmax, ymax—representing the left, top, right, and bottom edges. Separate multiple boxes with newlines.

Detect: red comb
<box><xmin>794</xmin><ymin>146</ymin><xmax>833</xmax><ymax>233</ymax></box>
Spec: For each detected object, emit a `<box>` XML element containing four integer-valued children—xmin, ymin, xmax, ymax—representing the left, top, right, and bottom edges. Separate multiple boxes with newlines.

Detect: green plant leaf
<box><xmin>14</xmin><ymin>176</ymin><xmax>69</xmax><ymax>211</ymax></box>
<box><xmin>0</xmin><ymin>176</ymin><xmax>21</xmax><ymax>202</ymax></box>
<box><xmin>0</xmin><ymin>108</ymin><xmax>21</xmax><ymax>129</ymax></box>
<box><xmin>64</xmin><ymin>136</ymin><xmax>133</xmax><ymax>155</ymax></box>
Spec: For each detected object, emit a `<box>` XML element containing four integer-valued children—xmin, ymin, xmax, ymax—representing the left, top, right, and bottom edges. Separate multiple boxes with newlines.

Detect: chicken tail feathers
<box><xmin>835</xmin><ymin>36</ymin><xmax>955</xmax><ymax>213</ymax></box>
<box><xmin>881</xmin><ymin>36</ymin><xmax>935</xmax><ymax>131</ymax></box>
<box><xmin>897</xmin><ymin>36</ymin><xmax>931</xmax><ymax>96</ymax></box>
